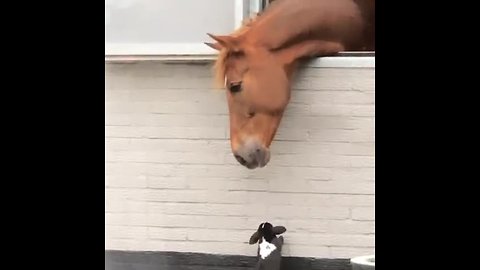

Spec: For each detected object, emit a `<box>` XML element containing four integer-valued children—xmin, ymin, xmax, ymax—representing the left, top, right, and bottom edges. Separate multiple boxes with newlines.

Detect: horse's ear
<box><xmin>204</xmin><ymin>42</ymin><xmax>222</xmax><ymax>51</ymax></box>
<box><xmin>278</xmin><ymin>40</ymin><xmax>344</xmax><ymax>66</ymax></box>
<box><xmin>249</xmin><ymin>231</ymin><xmax>260</xmax><ymax>245</ymax></box>
<box><xmin>272</xmin><ymin>226</ymin><xmax>286</xmax><ymax>235</ymax></box>
<box><xmin>207</xmin><ymin>33</ymin><xmax>241</xmax><ymax>52</ymax></box>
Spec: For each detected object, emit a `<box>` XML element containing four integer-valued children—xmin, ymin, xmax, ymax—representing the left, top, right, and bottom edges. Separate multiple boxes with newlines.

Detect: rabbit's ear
<box><xmin>273</xmin><ymin>226</ymin><xmax>286</xmax><ymax>235</ymax></box>
<box><xmin>249</xmin><ymin>231</ymin><xmax>260</xmax><ymax>245</ymax></box>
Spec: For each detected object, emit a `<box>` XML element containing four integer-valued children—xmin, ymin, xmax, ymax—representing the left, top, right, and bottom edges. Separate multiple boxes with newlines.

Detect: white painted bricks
<box><xmin>105</xmin><ymin>62</ymin><xmax>375</xmax><ymax>258</ymax></box>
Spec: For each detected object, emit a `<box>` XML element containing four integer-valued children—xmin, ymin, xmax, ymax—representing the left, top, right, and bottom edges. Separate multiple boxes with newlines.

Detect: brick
<box><xmin>323</xmin><ymin>194</ymin><xmax>375</xmax><ymax>207</ymax></box>
<box><xmin>143</xmin><ymin>189</ymin><xmax>211</xmax><ymax>203</ymax></box>
<box><xmin>105</xmin><ymin>113</ymin><xmax>131</xmax><ymax>126</ymax></box>
<box><xmin>309</xmin><ymin>207</ymin><xmax>350</xmax><ymax>219</ymax></box>
<box><xmin>291</xmin><ymin>90</ymin><xmax>374</xmax><ymax>105</ymax></box>
<box><xmin>352</xmin><ymin>207</ymin><xmax>375</xmax><ymax>221</ymax></box>
<box><xmin>106</xmin><ymin>225</ymin><xmax>148</xmax><ymax>240</ymax></box>
<box><xmin>293</xmin><ymin>68</ymin><xmax>374</xmax><ymax>91</ymax></box>
<box><xmin>106</xmin><ymin>162</ymin><xmax>147</xmax><ymax>176</ymax></box>
<box><xmin>326</xmin><ymin>220</ymin><xmax>375</xmax><ymax>234</ymax></box>
<box><xmin>106</xmin><ymin>175</ymin><xmax>147</xmax><ymax>188</ymax></box>
<box><xmin>142</xmin><ymin>163</ymin><xmax>259</xmax><ymax>179</ymax></box>
<box><xmin>147</xmin><ymin>227</ymin><xmax>188</xmax><ymax>241</ymax></box>
<box><xmin>105</xmin><ymin>62</ymin><xmax>212</xmax><ymax>78</ymax></box>
<box><xmin>310</xmin><ymin>104</ymin><xmax>374</xmax><ymax>117</ymax></box>
<box><xmin>329</xmin><ymin>247</ymin><xmax>375</xmax><ymax>258</ymax></box>
<box><xmin>106</xmin><ymin>199</ymin><xmax>148</xmax><ymax>213</ymax></box>
<box><xmin>106</xmin><ymin>75</ymin><xmax>214</xmax><ymax>90</ymax></box>
<box><xmin>150</xmin><ymin>100</ymin><xmax>228</xmax><ymax>115</ymax></box>
<box><xmin>149</xmin><ymin>215</ymin><xmax>251</xmax><ymax>230</ymax></box>
<box><xmin>258</xmin><ymin>177</ymin><xmax>373</xmax><ymax>194</ymax></box>
<box><xmin>105</xmin><ymin>89</ymin><xmax>130</xmax><ymax>102</ymax></box>
<box><xmin>105</xmin><ymin>213</ymin><xmax>149</xmax><ymax>226</ymax></box>
<box><xmin>330</xmin><ymin>142</ymin><xmax>375</xmax><ymax>156</ymax></box>
<box><xmin>105</xmin><ymin>126</ymin><xmax>227</xmax><ymax>140</ymax></box>
<box><xmin>271</xmin><ymin>154</ymin><xmax>375</xmax><ymax>168</ymax></box>
<box><xmin>106</xmin><ymin>138</ymin><xmax>229</xmax><ymax>155</ymax></box>
<box><xmin>107</xmin><ymin>150</ymin><xmax>227</xmax><ymax>165</ymax></box>
<box><xmin>126</xmin><ymin>89</ymin><xmax>217</xmax><ymax>103</ymax></box>
<box><xmin>148</xmin><ymin>177</ymin><xmax>268</xmax><ymax>192</ymax></box>
<box><xmin>146</xmin><ymin>202</ymin><xmax>265</xmax><ymax>217</ymax></box>
<box><xmin>185</xmin><ymin>228</ymin><xmax>250</xmax><ymax>243</ymax></box>
<box><xmin>126</xmin><ymin>114</ymin><xmax>228</xmax><ymax>128</ymax></box>
<box><xmin>263</xmin><ymin>193</ymin><xmax>374</xmax><ymax>207</ymax></box>
<box><xmin>105</xmin><ymin>188</ymin><xmax>147</xmax><ymax>202</ymax></box>
<box><xmin>285</xmin><ymin>219</ymin><xmax>328</xmax><ymax>233</ymax></box>
<box><xmin>308</xmin><ymin>181</ymin><xmax>375</xmax><ymax>195</ymax></box>
<box><xmin>146</xmin><ymin>176</ymin><xmax>190</xmax><ymax>190</ymax></box>
<box><xmin>309</xmin><ymin>128</ymin><xmax>375</xmax><ymax>143</ymax></box>
<box><xmin>286</xmin><ymin>233</ymin><xmax>374</xmax><ymax>247</ymax></box>
<box><xmin>269</xmin><ymin>141</ymin><xmax>374</xmax><ymax>158</ymax></box>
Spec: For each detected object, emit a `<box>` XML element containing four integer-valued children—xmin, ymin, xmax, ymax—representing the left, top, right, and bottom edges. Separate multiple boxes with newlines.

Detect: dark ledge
<box><xmin>105</xmin><ymin>250</ymin><xmax>351</xmax><ymax>270</ymax></box>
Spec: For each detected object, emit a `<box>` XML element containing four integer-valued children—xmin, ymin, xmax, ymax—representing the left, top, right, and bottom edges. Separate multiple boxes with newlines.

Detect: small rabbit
<box><xmin>249</xmin><ymin>222</ymin><xmax>287</xmax><ymax>270</ymax></box>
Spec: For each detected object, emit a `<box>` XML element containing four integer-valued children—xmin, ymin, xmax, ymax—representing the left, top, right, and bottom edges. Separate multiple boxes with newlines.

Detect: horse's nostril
<box><xmin>234</xmin><ymin>154</ymin><xmax>247</xmax><ymax>165</ymax></box>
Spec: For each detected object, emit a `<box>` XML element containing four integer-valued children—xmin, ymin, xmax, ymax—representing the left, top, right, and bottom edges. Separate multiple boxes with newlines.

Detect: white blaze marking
<box><xmin>259</xmin><ymin>237</ymin><xmax>277</xmax><ymax>259</ymax></box>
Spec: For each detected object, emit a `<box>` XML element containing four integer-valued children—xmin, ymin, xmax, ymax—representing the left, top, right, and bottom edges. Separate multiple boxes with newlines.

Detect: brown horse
<box><xmin>206</xmin><ymin>0</ymin><xmax>375</xmax><ymax>169</ymax></box>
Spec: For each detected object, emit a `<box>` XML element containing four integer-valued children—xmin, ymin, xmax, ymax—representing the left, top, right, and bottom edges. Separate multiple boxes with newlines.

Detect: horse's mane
<box><xmin>213</xmin><ymin>15</ymin><xmax>259</xmax><ymax>88</ymax></box>
<box><xmin>213</xmin><ymin>48</ymin><xmax>229</xmax><ymax>88</ymax></box>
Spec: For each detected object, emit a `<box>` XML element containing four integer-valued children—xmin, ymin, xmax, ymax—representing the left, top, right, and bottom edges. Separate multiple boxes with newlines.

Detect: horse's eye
<box><xmin>229</xmin><ymin>82</ymin><xmax>242</xmax><ymax>93</ymax></box>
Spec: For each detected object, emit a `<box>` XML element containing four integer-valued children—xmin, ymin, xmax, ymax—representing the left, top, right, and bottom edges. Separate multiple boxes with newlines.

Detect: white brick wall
<box><xmin>105</xmin><ymin>61</ymin><xmax>375</xmax><ymax>259</ymax></box>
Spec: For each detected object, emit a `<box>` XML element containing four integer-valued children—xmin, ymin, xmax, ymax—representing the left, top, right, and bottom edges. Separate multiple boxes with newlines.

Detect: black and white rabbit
<box><xmin>249</xmin><ymin>222</ymin><xmax>287</xmax><ymax>270</ymax></box>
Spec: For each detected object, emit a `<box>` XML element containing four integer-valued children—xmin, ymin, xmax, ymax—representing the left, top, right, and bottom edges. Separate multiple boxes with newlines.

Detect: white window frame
<box><xmin>105</xmin><ymin>0</ymin><xmax>374</xmax><ymax>68</ymax></box>
<box><xmin>105</xmin><ymin>0</ymin><xmax>258</xmax><ymax>57</ymax></box>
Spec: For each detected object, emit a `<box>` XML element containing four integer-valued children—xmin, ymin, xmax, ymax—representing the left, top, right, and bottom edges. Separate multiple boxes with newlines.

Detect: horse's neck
<box><xmin>241</xmin><ymin>0</ymin><xmax>369</xmax><ymax>50</ymax></box>
<box><xmin>243</xmin><ymin>0</ymin><xmax>309</xmax><ymax>49</ymax></box>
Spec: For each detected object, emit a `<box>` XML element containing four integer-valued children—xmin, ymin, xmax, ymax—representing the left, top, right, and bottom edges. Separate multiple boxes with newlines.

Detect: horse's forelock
<box><xmin>213</xmin><ymin>49</ymin><xmax>228</xmax><ymax>89</ymax></box>
<box><xmin>211</xmin><ymin>14</ymin><xmax>263</xmax><ymax>89</ymax></box>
